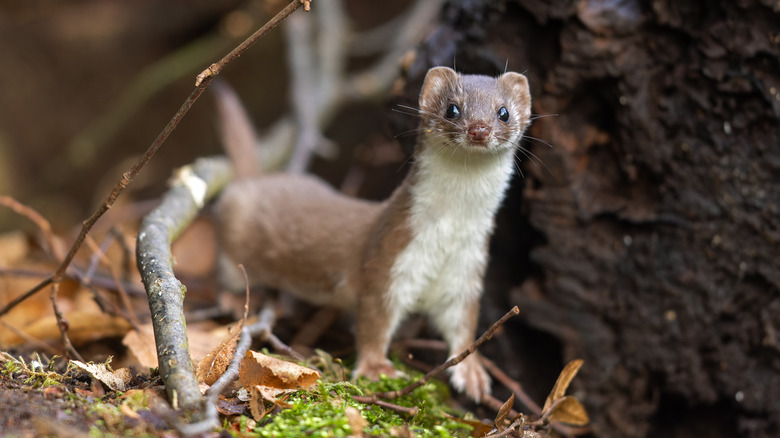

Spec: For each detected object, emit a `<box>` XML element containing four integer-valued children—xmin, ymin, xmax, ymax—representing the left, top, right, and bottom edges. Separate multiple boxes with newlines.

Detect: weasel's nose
<box><xmin>468</xmin><ymin>124</ymin><xmax>491</xmax><ymax>142</ymax></box>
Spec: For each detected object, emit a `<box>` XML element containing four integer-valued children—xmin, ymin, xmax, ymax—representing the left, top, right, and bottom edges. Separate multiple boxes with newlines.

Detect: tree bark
<box><xmin>412</xmin><ymin>1</ymin><xmax>780</xmax><ymax>436</ymax></box>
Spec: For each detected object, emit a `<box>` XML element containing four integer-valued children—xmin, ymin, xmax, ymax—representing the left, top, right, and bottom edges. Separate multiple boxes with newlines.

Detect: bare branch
<box><xmin>195</xmin><ymin>0</ymin><xmax>309</xmax><ymax>86</ymax></box>
<box><xmin>480</xmin><ymin>356</ymin><xmax>542</xmax><ymax>415</ymax></box>
<box><xmin>352</xmin><ymin>395</ymin><xmax>419</xmax><ymax>417</ymax></box>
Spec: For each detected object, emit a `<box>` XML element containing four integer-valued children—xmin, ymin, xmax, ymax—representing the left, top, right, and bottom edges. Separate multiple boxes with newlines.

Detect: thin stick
<box><xmin>485</xmin><ymin>417</ymin><xmax>525</xmax><ymax>438</ymax></box>
<box><xmin>83</xmin><ymin>235</ymin><xmax>142</xmax><ymax>330</ymax></box>
<box><xmin>195</xmin><ymin>0</ymin><xmax>309</xmax><ymax>86</ymax></box>
<box><xmin>0</xmin><ymin>267</ymin><xmax>145</xmax><ymax>297</ymax></box>
<box><xmin>0</xmin><ymin>196</ymin><xmax>62</xmax><ymax>260</ymax></box>
<box><xmin>49</xmin><ymin>283</ymin><xmax>84</xmax><ymax>362</ymax></box>
<box><xmin>0</xmin><ymin>0</ymin><xmax>311</xmax><ymax>321</ymax></box>
<box><xmin>0</xmin><ymin>320</ymin><xmax>59</xmax><ymax>356</ymax></box>
<box><xmin>375</xmin><ymin>306</ymin><xmax>520</xmax><ymax>399</ymax></box>
<box><xmin>352</xmin><ymin>395</ymin><xmax>419</xmax><ymax>417</ymax></box>
<box><xmin>480</xmin><ymin>356</ymin><xmax>542</xmax><ymax>415</ymax></box>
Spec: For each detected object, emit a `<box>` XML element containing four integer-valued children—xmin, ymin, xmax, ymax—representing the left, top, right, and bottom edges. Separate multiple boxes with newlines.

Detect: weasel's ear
<box><xmin>420</xmin><ymin>66</ymin><xmax>458</xmax><ymax>111</ymax></box>
<box><xmin>499</xmin><ymin>72</ymin><xmax>531</xmax><ymax>108</ymax></box>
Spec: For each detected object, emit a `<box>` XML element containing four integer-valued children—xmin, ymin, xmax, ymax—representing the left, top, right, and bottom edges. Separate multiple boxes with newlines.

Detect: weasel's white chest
<box><xmin>387</xmin><ymin>149</ymin><xmax>514</xmax><ymax>313</ymax></box>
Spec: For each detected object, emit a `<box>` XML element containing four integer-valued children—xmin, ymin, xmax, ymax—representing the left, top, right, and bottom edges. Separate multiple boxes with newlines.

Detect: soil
<box><xmin>0</xmin><ymin>377</ymin><xmax>93</xmax><ymax>437</ymax></box>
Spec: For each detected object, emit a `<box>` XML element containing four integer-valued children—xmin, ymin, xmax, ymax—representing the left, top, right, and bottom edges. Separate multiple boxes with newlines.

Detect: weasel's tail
<box><xmin>212</xmin><ymin>79</ymin><xmax>262</xmax><ymax>179</ymax></box>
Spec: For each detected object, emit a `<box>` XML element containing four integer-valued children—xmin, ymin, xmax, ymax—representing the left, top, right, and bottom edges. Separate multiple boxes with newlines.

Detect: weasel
<box><xmin>214</xmin><ymin>67</ymin><xmax>531</xmax><ymax>401</ymax></box>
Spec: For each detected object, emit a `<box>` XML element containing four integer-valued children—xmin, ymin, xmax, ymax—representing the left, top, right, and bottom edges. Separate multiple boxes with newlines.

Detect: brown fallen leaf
<box><xmin>248</xmin><ymin>384</ymin><xmax>296</xmax><ymax>421</ymax></box>
<box><xmin>542</xmin><ymin>359</ymin><xmax>583</xmax><ymax>413</ymax></box>
<box><xmin>494</xmin><ymin>393</ymin><xmax>515</xmax><ymax>430</ymax></box>
<box><xmin>216</xmin><ymin>397</ymin><xmax>248</xmax><ymax>416</ymax></box>
<box><xmin>239</xmin><ymin>350</ymin><xmax>320</xmax><ymax>390</ymax></box>
<box><xmin>547</xmin><ymin>395</ymin><xmax>589</xmax><ymax>426</ymax></box>
<box><xmin>122</xmin><ymin>326</ymin><xmax>158</xmax><ymax>369</ymax></box>
<box><xmin>196</xmin><ymin>326</ymin><xmax>241</xmax><ymax>386</ymax></box>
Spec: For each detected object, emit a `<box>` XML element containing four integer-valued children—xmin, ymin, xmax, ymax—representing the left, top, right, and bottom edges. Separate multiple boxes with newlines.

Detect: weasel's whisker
<box><xmin>529</xmin><ymin>113</ymin><xmax>559</xmax><ymax>121</ymax></box>
<box><xmin>523</xmin><ymin>135</ymin><xmax>555</xmax><ymax>149</ymax></box>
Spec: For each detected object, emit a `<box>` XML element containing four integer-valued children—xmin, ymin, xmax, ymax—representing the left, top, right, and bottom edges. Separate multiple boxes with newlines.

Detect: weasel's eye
<box><xmin>445</xmin><ymin>104</ymin><xmax>461</xmax><ymax>119</ymax></box>
<box><xmin>497</xmin><ymin>107</ymin><xmax>510</xmax><ymax>122</ymax></box>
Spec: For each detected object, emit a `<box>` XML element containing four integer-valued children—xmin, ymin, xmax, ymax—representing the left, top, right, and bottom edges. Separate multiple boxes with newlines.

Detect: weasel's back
<box><xmin>216</xmin><ymin>173</ymin><xmax>382</xmax><ymax>307</ymax></box>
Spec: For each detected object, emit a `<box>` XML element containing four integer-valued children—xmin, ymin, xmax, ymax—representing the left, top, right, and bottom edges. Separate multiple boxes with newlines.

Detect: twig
<box><xmin>49</xmin><ymin>283</ymin><xmax>84</xmax><ymax>362</ymax></box>
<box><xmin>107</xmin><ymin>226</ymin><xmax>136</xmax><ymax>280</ymax></box>
<box><xmin>246</xmin><ymin>306</ymin><xmax>306</xmax><ymax>362</ymax></box>
<box><xmin>343</xmin><ymin>0</ymin><xmax>444</xmax><ymax>100</ymax></box>
<box><xmin>238</xmin><ymin>264</ymin><xmax>251</xmax><ymax>329</ymax></box>
<box><xmin>195</xmin><ymin>0</ymin><xmax>309</xmax><ymax>86</ymax></box>
<box><xmin>485</xmin><ymin>417</ymin><xmax>526</xmax><ymax>438</ymax></box>
<box><xmin>375</xmin><ymin>306</ymin><xmax>520</xmax><ymax>400</ymax></box>
<box><xmin>83</xmin><ymin>234</ymin><xmax>142</xmax><ymax>330</ymax></box>
<box><xmin>285</xmin><ymin>0</ymin><xmax>345</xmax><ymax>173</ymax></box>
<box><xmin>0</xmin><ymin>196</ymin><xmax>79</xmax><ymax>358</ymax></box>
<box><xmin>352</xmin><ymin>395</ymin><xmax>419</xmax><ymax>417</ymax></box>
<box><xmin>290</xmin><ymin>307</ymin><xmax>340</xmax><ymax>348</ymax></box>
<box><xmin>482</xmin><ymin>380</ymin><xmax>591</xmax><ymax>436</ymax></box>
<box><xmin>393</xmin><ymin>338</ymin><xmax>447</xmax><ymax>351</ymax></box>
<box><xmin>0</xmin><ymin>196</ymin><xmax>63</xmax><ymax>259</ymax></box>
<box><xmin>0</xmin><ymin>320</ymin><xmax>59</xmax><ymax>356</ymax></box>
<box><xmin>179</xmin><ymin>304</ymin><xmax>279</xmax><ymax>435</ymax></box>
<box><xmin>0</xmin><ymin>267</ymin><xmax>145</xmax><ymax>297</ymax></box>
<box><xmin>480</xmin><ymin>356</ymin><xmax>542</xmax><ymax>415</ymax></box>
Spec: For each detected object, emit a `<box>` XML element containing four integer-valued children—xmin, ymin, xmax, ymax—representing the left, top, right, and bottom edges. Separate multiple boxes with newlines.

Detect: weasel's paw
<box><xmin>449</xmin><ymin>355</ymin><xmax>491</xmax><ymax>402</ymax></box>
<box><xmin>353</xmin><ymin>359</ymin><xmax>400</xmax><ymax>380</ymax></box>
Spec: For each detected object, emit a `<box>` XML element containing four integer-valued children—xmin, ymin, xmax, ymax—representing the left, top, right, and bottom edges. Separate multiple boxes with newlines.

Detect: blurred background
<box><xmin>1</xmin><ymin>1</ymin><xmax>779</xmax><ymax>437</ymax></box>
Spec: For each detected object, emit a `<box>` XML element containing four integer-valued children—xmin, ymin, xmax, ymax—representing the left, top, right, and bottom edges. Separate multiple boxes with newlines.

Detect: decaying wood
<box><xmin>409</xmin><ymin>1</ymin><xmax>780</xmax><ymax>437</ymax></box>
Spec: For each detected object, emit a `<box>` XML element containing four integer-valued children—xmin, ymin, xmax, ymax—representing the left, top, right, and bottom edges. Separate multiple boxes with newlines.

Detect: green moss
<box><xmin>253</xmin><ymin>374</ymin><xmax>472</xmax><ymax>437</ymax></box>
<box><xmin>0</xmin><ymin>352</ymin><xmax>64</xmax><ymax>387</ymax></box>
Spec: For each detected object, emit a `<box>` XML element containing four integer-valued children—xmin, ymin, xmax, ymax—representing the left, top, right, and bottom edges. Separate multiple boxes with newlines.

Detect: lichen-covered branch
<box><xmin>136</xmin><ymin>157</ymin><xmax>231</xmax><ymax>414</ymax></box>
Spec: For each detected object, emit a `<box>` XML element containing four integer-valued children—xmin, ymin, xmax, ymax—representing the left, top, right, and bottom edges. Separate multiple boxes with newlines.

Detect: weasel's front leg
<box><xmin>430</xmin><ymin>299</ymin><xmax>491</xmax><ymax>402</ymax></box>
<box><xmin>353</xmin><ymin>291</ymin><xmax>403</xmax><ymax>379</ymax></box>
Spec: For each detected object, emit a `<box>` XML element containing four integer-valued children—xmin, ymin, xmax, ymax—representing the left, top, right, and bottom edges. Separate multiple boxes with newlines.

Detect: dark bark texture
<box><xmin>409</xmin><ymin>0</ymin><xmax>780</xmax><ymax>436</ymax></box>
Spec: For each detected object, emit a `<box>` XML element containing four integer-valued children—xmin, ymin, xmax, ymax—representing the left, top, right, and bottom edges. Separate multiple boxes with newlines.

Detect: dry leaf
<box><xmin>196</xmin><ymin>327</ymin><xmax>240</xmax><ymax>385</ymax></box>
<box><xmin>494</xmin><ymin>393</ymin><xmax>515</xmax><ymax>429</ymax></box>
<box><xmin>248</xmin><ymin>384</ymin><xmax>296</xmax><ymax>421</ymax></box>
<box><xmin>122</xmin><ymin>326</ymin><xmax>158</xmax><ymax>368</ymax></box>
<box><xmin>216</xmin><ymin>397</ymin><xmax>248</xmax><ymax>416</ymax></box>
<box><xmin>547</xmin><ymin>395</ymin><xmax>590</xmax><ymax>426</ymax></box>
<box><xmin>239</xmin><ymin>350</ymin><xmax>320</xmax><ymax>389</ymax></box>
<box><xmin>70</xmin><ymin>359</ymin><xmax>129</xmax><ymax>391</ymax></box>
<box><xmin>5</xmin><ymin>310</ymin><xmax>131</xmax><ymax>347</ymax></box>
<box><xmin>542</xmin><ymin>359</ymin><xmax>583</xmax><ymax>412</ymax></box>
<box><xmin>249</xmin><ymin>385</ymin><xmax>269</xmax><ymax>421</ymax></box>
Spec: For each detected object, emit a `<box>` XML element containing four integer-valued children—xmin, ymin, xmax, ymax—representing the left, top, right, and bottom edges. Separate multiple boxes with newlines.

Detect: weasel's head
<box><xmin>418</xmin><ymin>66</ymin><xmax>531</xmax><ymax>155</ymax></box>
